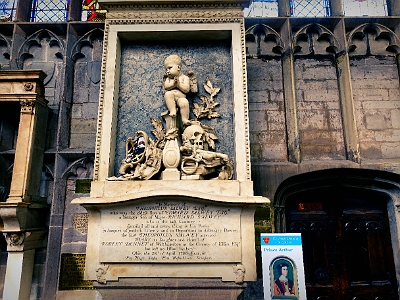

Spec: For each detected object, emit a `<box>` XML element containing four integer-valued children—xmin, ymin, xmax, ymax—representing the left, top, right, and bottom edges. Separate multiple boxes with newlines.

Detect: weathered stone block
<box><xmin>70</xmin><ymin>119</ymin><xmax>97</xmax><ymax>134</ymax></box>
<box><xmin>360</xmin><ymin>142</ymin><xmax>382</xmax><ymax>159</ymax></box>
<box><xmin>73</xmin><ymin>87</ymin><xmax>90</xmax><ymax>104</ymax></box>
<box><xmin>303</xmin><ymin>89</ymin><xmax>339</xmax><ymax>102</ymax></box>
<box><xmin>365</xmin><ymin>114</ymin><xmax>387</xmax><ymax>130</ymax></box>
<box><xmin>375</xmin><ymin>129</ymin><xmax>400</xmax><ymax>142</ymax></box>
<box><xmin>82</xmin><ymin>102</ymin><xmax>99</xmax><ymax>119</ymax></box>
<box><xmin>248</xmin><ymin>90</ymin><xmax>269</xmax><ymax>103</ymax></box>
<box><xmin>381</xmin><ymin>143</ymin><xmax>400</xmax><ymax>159</ymax></box>
<box><xmin>71</xmin><ymin>104</ymin><xmax>82</xmax><ymax>119</ymax></box>
<box><xmin>69</xmin><ymin>133</ymin><xmax>96</xmax><ymax>149</ymax></box>
<box><xmin>249</xmin><ymin>110</ymin><xmax>268</xmax><ymax>131</ymax></box>
<box><xmin>298</xmin><ymin>110</ymin><xmax>325</xmax><ymax>129</ymax></box>
<box><xmin>266</xmin><ymin>111</ymin><xmax>286</xmax><ymax>131</ymax></box>
<box><xmin>391</xmin><ymin>109</ymin><xmax>400</xmax><ymax>128</ymax></box>
<box><xmin>362</xmin><ymin>100</ymin><xmax>400</xmax><ymax>110</ymax></box>
<box><xmin>353</xmin><ymin>88</ymin><xmax>390</xmax><ymax>101</ymax></box>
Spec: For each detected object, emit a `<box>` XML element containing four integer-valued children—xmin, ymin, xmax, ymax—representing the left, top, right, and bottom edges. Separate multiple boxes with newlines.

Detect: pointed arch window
<box><xmin>244</xmin><ymin>0</ymin><xmax>278</xmax><ymax>18</ymax></box>
<box><xmin>82</xmin><ymin>0</ymin><xmax>106</xmax><ymax>21</ymax></box>
<box><xmin>290</xmin><ymin>0</ymin><xmax>331</xmax><ymax>17</ymax></box>
<box><xmin>342</xmin><ymin>0</ymin><xmax>387</xmax><ymax>16</ymax></box>
<box><xmin>0</xmin><ymin>0</ymin><xmax>17</xmax><ymax>22</ymax></box>
<box><xmin>30</xmin><ymin>0</ymin><xmax>69</xmax><ymax>22</ymax></box>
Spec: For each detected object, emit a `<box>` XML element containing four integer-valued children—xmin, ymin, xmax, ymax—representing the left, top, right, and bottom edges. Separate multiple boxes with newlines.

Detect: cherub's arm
<box><xmin>163</xmin><ymin>77</ymin><xmax>177</xmax><ymax>91</ymax></box>
<box><xmin>176</xmin><ymin>75</ymin><xmax>190</xmax><ymax>93</ymax></box>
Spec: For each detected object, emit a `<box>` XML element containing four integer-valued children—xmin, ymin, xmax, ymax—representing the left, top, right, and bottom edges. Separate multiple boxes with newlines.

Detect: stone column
<box><xmin>281</xmin><ymin>19</ymin><xmax>301</xmax><ymax>163</ymax></box>
<box><xmin>161</xmin><ymin>114</ymin><xmax>181</xmax><ymax>180</ymax></box>
<box><xmin>0</xmin><ymin>71</ymin><xmax>49</xmax><ymax>300</ymax></box>
<box><xmin>388</xmin><ymin>0</ymin><xmax>400</xmax><ymax>16</ymax></box>
<box><xmin>334</xmin><ymin>21</ymin><xmax>361</xmax><ymax>163</ymax></box>
<box><xmin>330</xmin><ymin>0</ymin><xmax>344</xmax><ymax>16</ymax></box>
<box><xmin>278</xmin><ymin>0</ymin><xmax>290</xmax><ymax>17</ymax></box>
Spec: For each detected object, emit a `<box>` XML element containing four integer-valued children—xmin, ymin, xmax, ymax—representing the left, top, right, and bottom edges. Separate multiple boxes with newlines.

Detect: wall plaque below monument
<box><xmin>100</xmin><ymin>200</ymin><xmax>242</xmax><ymax>263</ymax></box>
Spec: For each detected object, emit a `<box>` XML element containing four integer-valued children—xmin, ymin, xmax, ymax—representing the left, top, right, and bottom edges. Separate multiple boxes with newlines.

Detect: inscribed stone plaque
<box><xmin>59</xmin><ymin>254</ymin><xmax>94</xmax><ymax>290</ymax></box>
<box><xmin>99</xmin><ymin>200</ymin><xmax>242</xmax><ymax>263</ymax></box>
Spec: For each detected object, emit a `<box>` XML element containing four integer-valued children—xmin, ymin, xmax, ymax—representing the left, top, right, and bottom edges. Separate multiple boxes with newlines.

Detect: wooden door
<box><xmin>286</xmin><ymin>187</ymin><xmax>399</xmax><ymax>300</ymax></box>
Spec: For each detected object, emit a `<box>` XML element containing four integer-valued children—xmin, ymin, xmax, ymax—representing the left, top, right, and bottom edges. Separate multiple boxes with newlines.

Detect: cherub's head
<box><xmin>164</xmin><ymin>55</ymin><xmax>182</xmax><ymax>78</ymax></box>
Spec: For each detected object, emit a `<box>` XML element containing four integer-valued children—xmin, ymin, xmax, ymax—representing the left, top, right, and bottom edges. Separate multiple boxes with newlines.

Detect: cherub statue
<box><xmin>163</xmin><ymin>55</ymin><xmax>197</xmax><ymax>125</ymax></box>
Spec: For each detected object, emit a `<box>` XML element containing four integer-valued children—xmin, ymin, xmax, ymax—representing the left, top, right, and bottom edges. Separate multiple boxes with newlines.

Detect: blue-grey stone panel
<box><xmin>114</xmin><ymin>41</ymin><xmax>235</xmax><ymax>176</ymax></box>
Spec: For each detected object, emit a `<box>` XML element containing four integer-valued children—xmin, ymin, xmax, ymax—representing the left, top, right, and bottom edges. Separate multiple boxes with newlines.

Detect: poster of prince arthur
<box><xmin>261</xmin><ymin>233</ymin><xmax>307</xmax><ymax>300</ymax></box>
<box><xmin>270</xmin><ymin>258</ymin><xmax>298</xmax><ymax>299</ymax></box>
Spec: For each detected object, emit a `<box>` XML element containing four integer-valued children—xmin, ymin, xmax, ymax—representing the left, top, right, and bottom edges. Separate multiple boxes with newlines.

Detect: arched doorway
<box><xmin>274</xmin><ymin>169</ymin><xmax>400</xmax><ymax>300</ymax></box>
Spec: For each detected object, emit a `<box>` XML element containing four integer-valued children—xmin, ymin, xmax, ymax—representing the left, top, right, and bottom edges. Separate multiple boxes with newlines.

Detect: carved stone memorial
<box><xmin>72</xmin><ymin>0</ymin><xmax>269</xmax><ymax>298</ymax></box>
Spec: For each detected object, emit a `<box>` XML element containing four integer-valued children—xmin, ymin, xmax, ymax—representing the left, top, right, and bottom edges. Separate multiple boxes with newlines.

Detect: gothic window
<box><xmin>30</xmin><ymin>0</ymin><xmax>69</xmax><ymax>22</ymax></box>
<box><xmin>342</xmin><ymin>0</ymin><xmax>387</xmax><ymax>16</ymax></box>
<box><xmin>0</xmin><ymin>0</ymin><xmax>17</xmax><ymax>21</ymax></box>
<box><xmin>82</xmin><ymin>0</ymin><xmax>106</xmax><ymax>21</ymax></box>
<box><xmin>290</xmin><ymin>0</ymin><xmax>331</xmax><ymax>16</ymax></box>
<box><xmin>244</xmin><ymin>0</ymin><xmax>278</xmax><ymax>17</ymax></box>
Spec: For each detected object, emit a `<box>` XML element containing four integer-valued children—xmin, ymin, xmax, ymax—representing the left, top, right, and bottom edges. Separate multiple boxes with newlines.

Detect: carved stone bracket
<box><xmin>4</xmin><ymin>232</ymin><xmax>26</xmax><ymax>247</ymax></box>
<box><xmin>96</xmin><ymin>264</ymin><xmax>109</xmax><ymax>284</ymax></box>
<box><xmin>20</xmin><ymin>99</ymin><xmax>36</xmax><ymax>114</ymax></box>
<box><xmin>233</xmin><ymin>264</ymin><xmax>245</xmax><ymax>284</ymax></box>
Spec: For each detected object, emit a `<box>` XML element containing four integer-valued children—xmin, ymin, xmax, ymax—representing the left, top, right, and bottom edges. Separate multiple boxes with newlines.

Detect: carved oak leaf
<box><xmin>192</xmin><ymin>102</ymin><xmax>203</xmax><ymax>120</ymax></box>
<box><xmin>208</xmin><ymin>111</ymin><xmax>220</xmax><ymax>119</ymax></box>
<box><xmin>211</xmin><ymin>87</ymin><xmax>220</xmax><ymax>97</ymax></box>
<box><xmin>205</xmin><ymin>132</ymin><xmax>218</xmax><ymax>150</ymax></box>
<box><xmin>204</xmin><ymin>79</ymin><xmax>214</xmax><ymax>95</ymax></box>
<box><xmin>150</xmin><ymin>118</ymin><xmax>165</xmax><ymax>148</ymax></box>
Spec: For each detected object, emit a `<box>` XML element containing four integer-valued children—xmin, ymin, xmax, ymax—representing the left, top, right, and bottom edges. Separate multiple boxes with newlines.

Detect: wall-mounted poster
<box><xmin>261</xmin><ymin>233</ymin><xmax>307</xmax><ymax>300</ymax></box>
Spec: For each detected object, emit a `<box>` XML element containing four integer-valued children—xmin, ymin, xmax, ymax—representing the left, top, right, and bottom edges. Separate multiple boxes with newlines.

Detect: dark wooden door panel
<box><xmin>286</xmin><ymin>188</ymin><xmax>399</xmax><ymax>300</ymax></box>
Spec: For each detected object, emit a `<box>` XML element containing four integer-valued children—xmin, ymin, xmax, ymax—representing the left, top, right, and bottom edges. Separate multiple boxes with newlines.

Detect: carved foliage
<box><xmin>347</xmin><ymin>23</ymin><xmax>400</xmax><ymax>56</ymax></box>
<box><xmin>245</xmin><ymin>24</ymin><xmax>284</xmax><ymax>57</ymax></box>
<box><xmin>293</xmin><ymin>24</ymin><xmax>340</xmax><ymax>56</ymax></box>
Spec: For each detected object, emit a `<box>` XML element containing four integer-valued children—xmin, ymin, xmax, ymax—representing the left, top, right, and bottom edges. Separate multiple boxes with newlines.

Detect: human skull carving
<box><xmin>182</xmin><ymin>123</ymin><xmax>207</xmax><ymax>150</ymax></box>
<box><xmin>191</xmin><ymin>131</ymin><xmax>204</xmax><ymax>149</ymax></box>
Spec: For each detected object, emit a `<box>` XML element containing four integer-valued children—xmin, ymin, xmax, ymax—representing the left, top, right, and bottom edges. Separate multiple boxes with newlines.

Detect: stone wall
<box><xmin>247</xmin><ymin>58</ymin><xmax>286</xmax><ymax>162</ymax></box>
<box><xmin>294</xmin><ymin>58</ymin><xmax>345</xmax><ymax>161</ymax></box>
<box><xmin>351</xmin><ymin>56</ymin><xmax>400</xmax><ymax>159</ymax></box>
<box><xmin>1</xmin><ymin>15</ymin><xmax>400</xmax><ymax>299</ymax></box>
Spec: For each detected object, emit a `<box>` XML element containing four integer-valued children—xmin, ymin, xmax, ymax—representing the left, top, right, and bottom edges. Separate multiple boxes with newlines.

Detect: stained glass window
<box><xmin>343</xmin><ymin>0</ymin><xmax>387</xmax><ymax>16</ymax></box>
<box><xmin>244</xmin><ymin>0</ymin><xmax>278</xmax><ymax>17</ymax></box>
<box><xmin>31</xmin><ymin>0</ymin><xmax>69</xmax><ymax>22</ymax></box>
<box><xmin>0</xmin><ymin>0</ymin><xmax>17</xmax><ymax>22</ymax></box>
<box><xmin>290</xmin><ymin>0</ymin><xmax>331</xmax><ymax>17</ymax></box>
<box><xmin>82</xmin><ymin>0</ymin><xmax>106</xmax><ymax>21</ymax></box>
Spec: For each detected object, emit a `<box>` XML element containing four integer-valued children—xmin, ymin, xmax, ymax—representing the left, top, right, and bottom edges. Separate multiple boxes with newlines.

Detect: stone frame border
<box><xmin>93</xmin><ymin>16</ymin><xmax>251</xmax><ymax>182</ymax></box>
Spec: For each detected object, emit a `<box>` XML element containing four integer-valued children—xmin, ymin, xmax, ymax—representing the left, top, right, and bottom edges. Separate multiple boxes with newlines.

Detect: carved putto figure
<box><xmin>163</xmin><ymin>55</ymin><xmax>197</xmax><ymax>126</ymax></box>
<box><xmin>108</xmin><ymin>54</ymin><xmax>232</xmax><ymax>181</ymax></box>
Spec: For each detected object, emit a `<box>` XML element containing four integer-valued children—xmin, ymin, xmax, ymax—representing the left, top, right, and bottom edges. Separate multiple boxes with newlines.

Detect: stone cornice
<box><xmin>0</xmin><ymin>70</ymin><xmax>47</xmax><ymax>82</ymax></box>
<box><xmin>100</xmin><ymin>1</ymin><xmax>249</xmax><ymax>11</ymax></box>
<box><xmin>106</xmin><ymin>10</ymin><xmax>244</xmax><ymax>20</ymax></box>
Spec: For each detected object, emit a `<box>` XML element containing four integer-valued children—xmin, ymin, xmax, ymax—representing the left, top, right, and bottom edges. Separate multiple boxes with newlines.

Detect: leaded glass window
<box><xmin>244</xmin><ymin>0</ymin><xmax>278</xmax><ymax>17</ymax></box>
<box><xmin>0</xmin><ymin>0</ymin><xmax>17</xmax><ymax>22</ymax></box>
<box><xmin>31</xmin><ymin>0</ymin><xmax>69</xmax><ymax>22</ymax></box>
<box><xmin>290</xmin><ymin>0</ymin><xmax>331</xmax><ymax>17</ymax></box>
<box><xmin>82</xmin><ymin>0</ymin><xmax>106</xmax><ymax>21</ymax></box>
<box><xmin>343</xmin><ymin>0</ymin><xmax>387</xmax><ymax>16</ymax></box>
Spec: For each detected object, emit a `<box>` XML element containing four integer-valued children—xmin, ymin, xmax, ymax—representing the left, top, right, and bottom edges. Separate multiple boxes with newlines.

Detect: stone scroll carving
<box><xmin>96</xmin><ymin>264</ymin><xmax>109</xmax><ymax>284</ymax></box>
<box><xmin>108</xmin><ymin>55</ymin><xmax>233</xmax><ymax>181</ymax></box>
